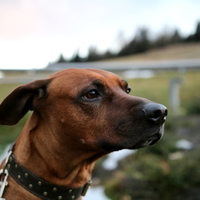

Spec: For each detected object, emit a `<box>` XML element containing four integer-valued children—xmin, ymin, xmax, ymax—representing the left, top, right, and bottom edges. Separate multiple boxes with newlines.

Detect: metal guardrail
<box><xmin>0</xmin><ymin>59</ymin><xmax>200</xmax><ymax>84</ymax></box>
<box><xmin>45</xmin><ymin>59</ymin><xmax>200</xmax><ymax>72</ymax></box>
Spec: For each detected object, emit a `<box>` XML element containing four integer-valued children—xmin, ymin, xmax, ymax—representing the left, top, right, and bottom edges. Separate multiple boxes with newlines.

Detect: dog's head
<box><xmin>0</xmin><ymin>68</ymin><xmax>167</xmax><ymax>152</ymax></box>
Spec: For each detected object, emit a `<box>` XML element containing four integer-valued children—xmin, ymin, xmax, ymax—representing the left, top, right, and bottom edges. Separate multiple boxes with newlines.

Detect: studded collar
<box><xmin>5</xmin><ymin>153</ymin><xmax>91</xmax><ymax>200</ymax></box>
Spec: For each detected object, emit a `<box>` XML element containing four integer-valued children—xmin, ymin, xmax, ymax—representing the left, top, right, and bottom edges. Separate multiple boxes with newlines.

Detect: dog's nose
<box><xmin>142</xmin><ymin>103</ymin><xmax>168</xmax><ymax>124</ymax></box>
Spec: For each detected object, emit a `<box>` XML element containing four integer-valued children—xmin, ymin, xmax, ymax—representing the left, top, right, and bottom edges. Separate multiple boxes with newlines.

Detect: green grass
<box><xmin>0</xmin><ymin>83</ymin><xmax>27</xmax><ymax>150</ymax></box>
<box><xmin>127</xmin><ymin>73</ymin><xmax>170</xmax><ymax>106</ymax></box>
<box><xmin>126</xmin><ymin>71</ymin><xmax>176</xmax><ymax>112</ymax></box>
<box><xmin>0</xmin><ymin>84</ymin><xmax>20</xmax><ymax>102</ymax></box>
<box><xmin>180</xmin><ymin>72</ymin><xmax>200</xmax><ymax>114</ymax></box>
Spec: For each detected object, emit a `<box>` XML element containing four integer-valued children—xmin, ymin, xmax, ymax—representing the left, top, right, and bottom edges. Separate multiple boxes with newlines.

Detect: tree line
<box><xmin>56</xmin><ymin>21</ymin><xmax>200</xmax><ymax>63</ymax></box>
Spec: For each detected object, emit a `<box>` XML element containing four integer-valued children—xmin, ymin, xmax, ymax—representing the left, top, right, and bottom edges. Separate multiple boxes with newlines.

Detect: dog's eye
<box><xmin>83</xmin><ymin>90</ymin><xmax>100</xmax><ymax>99</ymax></box>
<box><xmin>126</xmin><ymin>87</ymin><xmax>131</xmax><ymax>94</ymax></box>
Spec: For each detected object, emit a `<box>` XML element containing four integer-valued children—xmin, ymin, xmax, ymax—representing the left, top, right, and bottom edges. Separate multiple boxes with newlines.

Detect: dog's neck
<box><xmin>13</xmin><ymin>113</ymin><xmax>106</xmax><ymax>189</ymax></box>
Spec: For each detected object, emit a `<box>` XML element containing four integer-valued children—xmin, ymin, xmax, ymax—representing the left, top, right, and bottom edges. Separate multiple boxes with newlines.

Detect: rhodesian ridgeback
<box><xmin>0</xmin><ymin>68</ymin><xmax>167</xmax><ymax>200</ymax></box>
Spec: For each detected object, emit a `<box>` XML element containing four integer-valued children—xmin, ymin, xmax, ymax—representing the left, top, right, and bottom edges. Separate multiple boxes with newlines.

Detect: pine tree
<box><xmin>194</xmin><ymin>21</ymin><xmax>200</xmax><ymax>41</ymax></box>
<box><xmin>57</xmin><ymin>54</ymin><xmax>67</xmax><ymax>63</ymax></box>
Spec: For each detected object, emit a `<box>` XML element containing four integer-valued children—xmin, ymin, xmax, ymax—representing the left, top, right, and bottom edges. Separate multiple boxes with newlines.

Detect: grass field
<box><xmin>0</xmin><ymin>84</ymin><xmax>20</xmax><ymax>102</ymax></box>
<box><xmin>103</xmin><ymin>43</ymin><xmax>200</xmax><ymax>62</ymax></box>
<box><xmin>0</xmin><ymin>83</ymin><xmax>29</xmax><ymax>150</ymax></box>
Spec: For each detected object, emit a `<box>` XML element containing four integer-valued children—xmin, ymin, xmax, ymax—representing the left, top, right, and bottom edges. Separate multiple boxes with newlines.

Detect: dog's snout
<box><xmin>142</xmin><ymin>103</ymin><xmax>168</xmax><ymax>124</ymax></box>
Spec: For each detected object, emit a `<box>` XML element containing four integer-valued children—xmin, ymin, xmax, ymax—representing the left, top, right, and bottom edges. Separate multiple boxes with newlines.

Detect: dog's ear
<box><xmin>0</xmin><ymin>79</ymin><xmax>51</xmax><ymax>125</ymax></box>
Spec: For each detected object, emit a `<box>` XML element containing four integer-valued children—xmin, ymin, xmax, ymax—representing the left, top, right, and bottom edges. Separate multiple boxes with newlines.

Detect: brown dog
<box><xmin>0</xmin><ymin>68</ymin><xmax>167</xmax><ymax>200</ymax></box>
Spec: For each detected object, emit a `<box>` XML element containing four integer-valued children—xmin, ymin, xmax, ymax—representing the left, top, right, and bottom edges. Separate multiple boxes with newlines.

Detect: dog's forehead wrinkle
<box><xmin>86</xmin><ymin>68</ymin><xmax>124</xmax><ymax>83</ymax></box>
<box><xmin>49</xmin><ymin>68</ymin><xmax>125</xmax><ymax>93</ymax></box>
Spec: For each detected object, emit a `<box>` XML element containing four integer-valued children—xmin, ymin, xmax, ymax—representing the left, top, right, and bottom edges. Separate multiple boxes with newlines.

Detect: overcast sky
<box><xmin>0</xmin><ymin>0</ymin><xmax>200</xmax><ymax>69</ymax></box>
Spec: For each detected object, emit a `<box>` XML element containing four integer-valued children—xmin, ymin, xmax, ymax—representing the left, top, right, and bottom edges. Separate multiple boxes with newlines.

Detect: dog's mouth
<box><xmin>131</xmin><ymin>132</ymin><xmax>162</xmax><ymax>149</ymax></box>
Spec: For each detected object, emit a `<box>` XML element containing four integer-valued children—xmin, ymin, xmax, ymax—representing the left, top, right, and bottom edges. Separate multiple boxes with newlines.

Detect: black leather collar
<box><xmin>6</xmin><ymin>153</ymin><xmax>91</xmax><ymax>200</ymax></box>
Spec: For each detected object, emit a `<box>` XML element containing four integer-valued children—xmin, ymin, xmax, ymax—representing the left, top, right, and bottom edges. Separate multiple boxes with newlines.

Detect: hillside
<box><xmin>103</xmin><ymin>43</ymin><xmax>200</xmax><ymax>62</ymax></box>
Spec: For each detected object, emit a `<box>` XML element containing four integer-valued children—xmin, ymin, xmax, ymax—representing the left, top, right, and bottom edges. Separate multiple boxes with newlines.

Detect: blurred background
<box><xmin>0</xmin><ymin>0</ymin><xmax>200</xmax><ymax>199</ymax></box>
